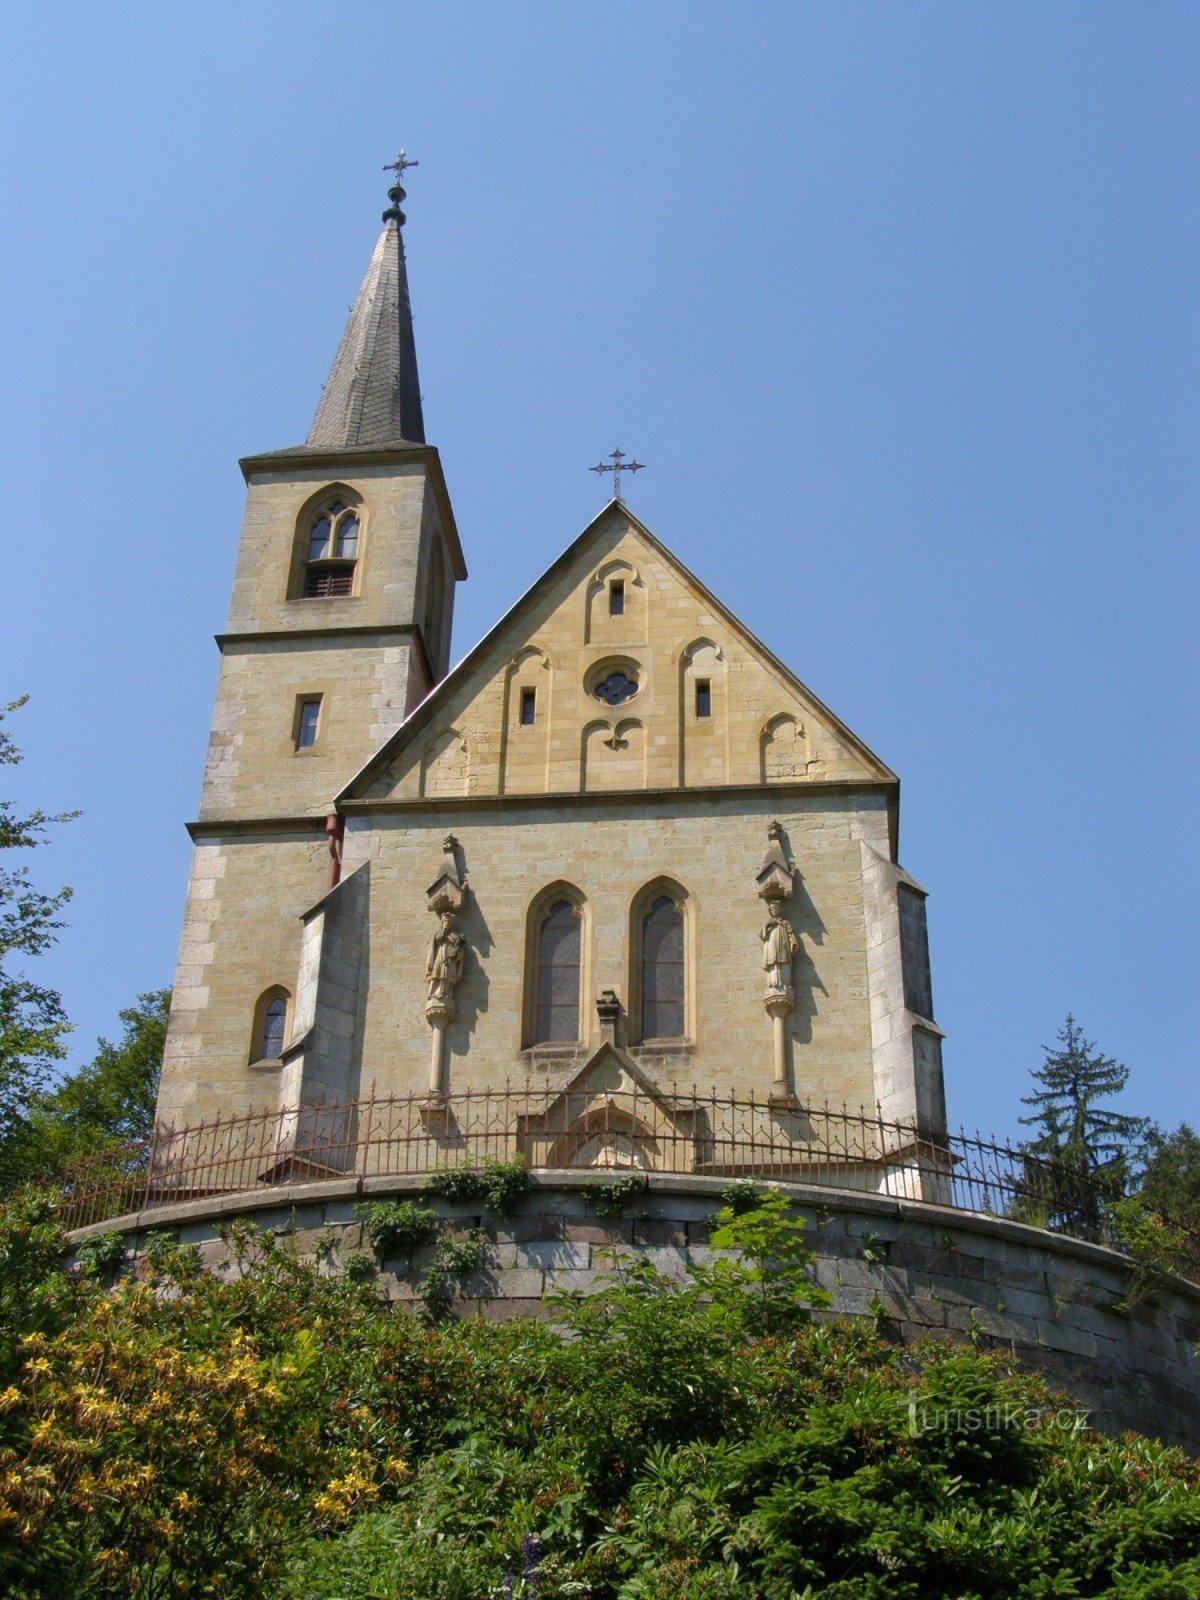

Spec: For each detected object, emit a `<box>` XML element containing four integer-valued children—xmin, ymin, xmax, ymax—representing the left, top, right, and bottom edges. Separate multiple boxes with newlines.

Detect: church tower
<box><xmin>199</xmin><ymin>163</ymin><xmax>465</xmax><ymax>827</ymax></box>
<box><xmin>158</xmin><ymin>167</ymin><xmax>464</xmax><ymax>1124</ymax></box>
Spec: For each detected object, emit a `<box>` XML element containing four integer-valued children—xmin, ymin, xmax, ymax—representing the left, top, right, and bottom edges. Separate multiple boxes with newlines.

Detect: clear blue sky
<box><xmin>1</xmin><ymin>2</ymin><xmax>1195</xmax><ymax>1141</ymax></box>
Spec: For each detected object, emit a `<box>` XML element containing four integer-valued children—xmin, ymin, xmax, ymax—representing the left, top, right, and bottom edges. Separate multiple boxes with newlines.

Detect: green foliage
<box><xmin>342</xmin><ymin>1247</ymin><xmax>378</xmax><ymax>1283</ymax></box>
<box><xmin>691</xmin><ymin>1186</ymin><xmax>832</xmax><ymax>1337</ymax></box>
<box><xmin>1138</xmin><ymin>1123</ymin><xmax>1200</xmax><ymax>1233</ymax></box>
<box><xmin>20</xmin><ymin>990</ymin><xmax>169</xmax><ymax>1186</ymax></box>
<box><xmin>73</xmin><ymin>1228</ymin><xmax>126</xmax><ymax>1279</ymax></box>
<box><xmin>583</xmin><ymin>1170</ymin><xmax>649</xmax><ymax>1217</ymax></box>
<box><xmin>1019</xmin><ymin>1015</ymin><xmax>1148</xmax><ymax>1241</ymax></box>
<box><xmin>1</xmin><ymin>1188</ymin><xmax>1198</xmax><ymax>1599</ymax></box>
<box><xmin>1111</xmin><ymin>1195</ymin><xmax>1200</xmax><ymax>1298</ymax></box>
<box><xmin>425</xmin><ymin>1153</ymin><xmax>529</xmax><ymax>1215</ymax></box>
<box><xmin>418</xmin><ymin>1228</ymin><xmax>488</xmax><ymax>1320</ymax></box>
<box><xmin>0</xmin><ymin>699</ymin><xmax>76</xmax><ymax>1190</ymax></box>
<box><xmin>357</xmin><ymin>1198</ymin><xmax>438</xmax><ymax>1257</ymax></box>
<box><xmin>720</xmin><ymin>1178</ymin><xmax>763</xmax><ymax>1214</ymax></box>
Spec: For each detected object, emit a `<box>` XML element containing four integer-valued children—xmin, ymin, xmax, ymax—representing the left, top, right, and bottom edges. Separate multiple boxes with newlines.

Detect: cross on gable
<box><xmin>589</xmin><ymin>447</ymin><xmax>645</xmax><ymax>501</ymax></box>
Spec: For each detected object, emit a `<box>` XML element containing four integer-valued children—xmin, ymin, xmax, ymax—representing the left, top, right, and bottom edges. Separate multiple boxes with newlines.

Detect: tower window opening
<box><xmin>695</xmin><ymin>679</ymin><xmax>711</xmax><ymax>718</ymax></box>
<box><xmin>295</xmin><ymin>697</ymin><xmax>322</xmax><ymax>749</ymax></box>
<box><xmin>261</xmin><ymin>995</ymin><xmax>288</xmax><ymax>1059</ymax></box>
<box><xmin>520</xmin><ymin>687</ymin><xmax>536</xmax><ymax>726</ymax></box>
<box><xmin>609</xmin><ymin>580</ymin><xmax>625</xmax><ymax>617</ymax></box>
<box><xmin>251</xmin><ymin>986</ymin><xmax>292</xmax><ymax>1065</ymax></box>
<box><xmin>302</xmin><ymin>498</ymin><xmax>361</xmax><ymax>598</ymax></box>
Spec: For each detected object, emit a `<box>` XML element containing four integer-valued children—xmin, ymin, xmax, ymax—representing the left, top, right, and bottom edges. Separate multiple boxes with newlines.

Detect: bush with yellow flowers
<box><xmin>0</xmin><ymin>1194</ymin><xmax>409</xmax><ymax>1597</ymax></box>
<box><xmin>1</xmin><ymin>1186</ymin><xmax>1198</xmax><ymax>1600</ymax></box>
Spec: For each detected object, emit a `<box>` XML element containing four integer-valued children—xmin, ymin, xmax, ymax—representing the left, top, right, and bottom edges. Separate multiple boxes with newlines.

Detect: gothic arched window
<box><xmin>640</xmin><ymin>893</ymin><xmax>685</xmax><ymax>1041</ymax></box>
<box><xmin>303</xmin><ymin>497</ymin><xmax>361</xmax><ymax>597</ymax></box>
<box><xmin>251</xmin><ymin>986</ymin><xmax>291</xmax><ymax>1064</ymax></box>
<box><xmin>535</xmin><ymin>898</ymin><xmax>582</xmax><ymax>1043</ymax></box>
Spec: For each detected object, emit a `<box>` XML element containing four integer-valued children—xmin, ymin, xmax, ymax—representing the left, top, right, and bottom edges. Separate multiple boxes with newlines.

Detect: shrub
<box><xmin>1</xmin><ymin>1188</ymin><xmax>1198</xmax><ymax>1600</ymax></box>
<box><xmin>418</xmin><ymin>1229</ymin><xmax>489</xmax><ymax>1320</ymax></box>
<box><xmin>357</xmin><ymin>1199</ymin><xmax>438</xmax><ymax>1258</ymax></box>
<box><xmin>342</xmin><ymin>1247</ymin><xmax>378</xmax><ymax>1283</ymax></box>
<box><xmin>582</xmin><ymin>1170</ymin><xmax>648</xmax><ymax>1217</ymax></box>
<box><xmin>425</xmin><ymin>1154</ymin><xmax>529</xmax><ymax>1215</ymax></box>
<box><xmin>73</xmin><ymin>1228</ymin><xmax>126</xmax><ymax>1278</ymax></box>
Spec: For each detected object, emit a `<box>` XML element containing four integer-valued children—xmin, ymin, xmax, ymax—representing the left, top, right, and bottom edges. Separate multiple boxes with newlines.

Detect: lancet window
<box><xmin>303</xmin><ymin>498</ymin><xmax>360</xmax><ymax>597</ymax></box>
<box><xmin>534</xmin><ymin>898</ymin><xmax>582</xmax><ymax>1044</ymax></box>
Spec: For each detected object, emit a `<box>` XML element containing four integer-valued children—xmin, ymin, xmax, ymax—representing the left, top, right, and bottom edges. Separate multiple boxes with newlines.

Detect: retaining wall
<box><xmin>68</xmin><ymin>1173</ymin><xmax>1200</xmax><ymax>1453</ymax></box>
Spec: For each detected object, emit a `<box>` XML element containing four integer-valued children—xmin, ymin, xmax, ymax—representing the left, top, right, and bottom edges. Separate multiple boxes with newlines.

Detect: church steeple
<box><xmin>306</xmin><ymin>156</ymin><xmax>426</xmax><ymax>449</ymax></box>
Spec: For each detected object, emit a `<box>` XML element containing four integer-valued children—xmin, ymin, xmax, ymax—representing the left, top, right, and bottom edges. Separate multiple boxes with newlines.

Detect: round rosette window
<box><xmin>587</xmin><ymin>659</ymin><xmax>641</xmax><ymax>706</ymax></box>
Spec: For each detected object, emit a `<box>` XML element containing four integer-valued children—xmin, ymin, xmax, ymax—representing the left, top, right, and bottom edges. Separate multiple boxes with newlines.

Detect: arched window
<box><xmin>303</xmin><ymin>498</ymin><xmax>360</xmax><ymax>597</ymax></box>
<box><xmin>251</xmin><ymin>986</ymin><xmax>291</xmax><ymax>1064</ymax></box>
<box><xmin>535</xmin><ymin>899</ymin><xmax>582</xmax><ymax>1043</ymax></box>
<box><xmin>641</xmin><ymin>894</ymin><xmax>685</xmax><ymax>1040</ymax></box>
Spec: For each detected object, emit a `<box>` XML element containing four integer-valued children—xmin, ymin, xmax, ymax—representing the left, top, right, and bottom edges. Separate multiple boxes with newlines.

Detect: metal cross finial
<box><xmin>384</xmin><ymin>151</ymin><xmax>419</xmax><ymax>183</ymax></box>
<box><xmin>589</xmin><ymin>447</ymin><xmax>645</xmax><ymax>501</ymax></box>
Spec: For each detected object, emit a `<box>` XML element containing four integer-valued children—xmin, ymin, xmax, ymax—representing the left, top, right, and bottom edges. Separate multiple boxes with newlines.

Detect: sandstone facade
<box><xmin>156</xmin><ymin>194</ymin><xmax>947</xmax><ymax>1172</ymax></box>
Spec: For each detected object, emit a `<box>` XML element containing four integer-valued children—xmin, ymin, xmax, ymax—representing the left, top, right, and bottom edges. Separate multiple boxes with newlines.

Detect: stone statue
<box><xmin>425</xmin><ymin>911</ymin><xmax>466</xmax><ymax>1003</ymax></box>
<box><xmin>761</xmin><ymin>910</ymin><xmax>799</xmax><ymax>992</ymax></box>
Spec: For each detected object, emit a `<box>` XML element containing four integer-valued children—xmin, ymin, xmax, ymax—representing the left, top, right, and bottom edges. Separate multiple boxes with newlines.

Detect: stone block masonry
<box><xmin>68</xmin><ymin>1174</ymin><xmax>1200</xmax><ymax>1455</ymax></box>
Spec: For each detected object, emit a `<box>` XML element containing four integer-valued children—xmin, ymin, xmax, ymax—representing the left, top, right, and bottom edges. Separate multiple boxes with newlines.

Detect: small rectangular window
<box><xmin>520</xmin><ymin>687</ymin><xmax>536</xmax><ymax>726</ymax></box>
<box><xmin>295</xmin><ymin>697</ymin><xmax>322</xmax><ymax>749</ymax></box>
<box><xmin>695</xmin><ymin>680</ymin><xmax>711</xmax><ymax>718</ymax></box>
<box><xmin>609</xmin><ymin>580</ymin><xmax>625</xmax><ymax>616</ymax></box>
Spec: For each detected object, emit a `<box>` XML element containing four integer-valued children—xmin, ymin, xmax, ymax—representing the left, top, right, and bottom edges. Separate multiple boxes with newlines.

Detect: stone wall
<box><xmin>69</xmin><ymin>1176</ymin><xmax>1200</xmax><ymax>1453</ymax></box>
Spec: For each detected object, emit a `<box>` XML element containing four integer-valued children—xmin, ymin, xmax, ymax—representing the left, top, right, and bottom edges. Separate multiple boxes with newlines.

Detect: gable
<box><xmin>341</xmin><ymin>505</ymin><xmax>895</xmax><ymax>804</ymax></box>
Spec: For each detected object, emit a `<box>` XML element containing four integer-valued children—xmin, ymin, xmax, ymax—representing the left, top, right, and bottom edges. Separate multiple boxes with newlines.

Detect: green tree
<box><xmin>1019</xmin><ymin>1014</ymin><xmax>1147</xmax><ymax>1240</ymax></box>
<box><xmin>1138</xmin><ymin>1122</ymin><xmax>1200</xmax><ymax>1232</ymax></box>
<box><xmin>17</xmin><ymin>989</ymin><xmax>170</xmax><ymax>1183</ymax></box>
<box><xmin>0</xmin><ymin>699</ymin><xmax>74</xmax><ymax>1188</ymax></box>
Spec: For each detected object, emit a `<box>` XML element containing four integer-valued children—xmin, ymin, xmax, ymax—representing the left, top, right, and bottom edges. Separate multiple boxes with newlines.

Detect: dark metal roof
<box><xmin>306</xmin><ymin>219</ymin><xmax>426</xmax><ymax>449</ymax></box>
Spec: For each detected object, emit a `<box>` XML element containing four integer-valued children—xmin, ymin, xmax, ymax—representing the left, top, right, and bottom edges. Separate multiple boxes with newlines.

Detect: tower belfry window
<box><xmin>303</xmin><ymin>498</ymin><xmax>360</xmax><ymax>597</ymax></box>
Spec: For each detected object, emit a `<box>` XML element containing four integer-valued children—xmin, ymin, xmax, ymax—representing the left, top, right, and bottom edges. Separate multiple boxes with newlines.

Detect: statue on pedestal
<box><xmin>761</xmin><ymin>909</ymin><xmax>799</xmax><ymax>995</ymax></box>
<box><xmin>425</xmin><ymin>911</ymin><xmax>465</xmax><ymax>1007</ymax></box>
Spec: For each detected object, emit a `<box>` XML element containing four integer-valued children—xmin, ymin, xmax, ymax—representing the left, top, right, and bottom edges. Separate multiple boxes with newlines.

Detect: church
<box><xmin>155</xmin><ymin>166</ymin><xmax>947</xmax><ymax>1179</ymax></box>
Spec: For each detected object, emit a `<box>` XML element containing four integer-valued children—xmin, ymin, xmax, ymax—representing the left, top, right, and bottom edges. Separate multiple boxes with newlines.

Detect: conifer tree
<box><xmin>1019</xmin><ymin>1015</ymin><xmax>1147</xmax><ymax>1240</ymax></box>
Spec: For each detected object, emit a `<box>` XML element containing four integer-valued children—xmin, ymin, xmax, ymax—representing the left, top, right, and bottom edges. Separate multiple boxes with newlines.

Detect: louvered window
<box><xmin>641</xmin><ymin>894</ymin><xmax>684</xmax><ymax>1040</ymax></box>
<box><xmin>304</xmin><ymin>567</ymin><xmax>354</xmax><ymax>598</ymax></box>
<box><xmin>535</xmin><ymin>899</ymin><xmax>581</xmax><ymax>1043</ymax></box>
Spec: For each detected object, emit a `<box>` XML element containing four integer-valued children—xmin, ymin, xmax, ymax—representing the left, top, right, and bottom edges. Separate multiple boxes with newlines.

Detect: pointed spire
<box><xmin>306</xmin><ymin>156</ymin><xmax>426</xmax><ymax>449</ymax></box>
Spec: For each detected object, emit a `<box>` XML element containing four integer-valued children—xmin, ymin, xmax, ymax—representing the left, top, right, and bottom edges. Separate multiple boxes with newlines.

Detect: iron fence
<box><xmin>53</xmin><ymin>1083</ymin><xmax>1192</xmax><ymax>1270</ymax></box>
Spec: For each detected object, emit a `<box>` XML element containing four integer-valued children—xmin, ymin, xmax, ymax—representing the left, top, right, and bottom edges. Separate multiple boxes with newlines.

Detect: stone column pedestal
<box><xmin>425</xmin><ymin>998</ymin><xmax>455</xmax><ymax>1106</ymax></box>
<box><xmin>764</xmin><ymin>986</ymin><xmax>795</xmax><ymax>1107</ymax></box>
